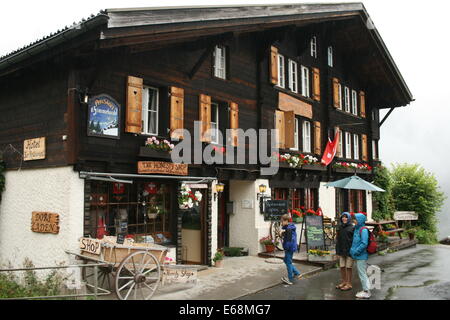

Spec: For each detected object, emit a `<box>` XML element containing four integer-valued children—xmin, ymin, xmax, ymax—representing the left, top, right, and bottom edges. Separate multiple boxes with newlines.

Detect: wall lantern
<box><xmin>214</xmin><ymin>182</ymin><xmax>225</xmax><ymax>201</ymax></box>
<box><xmin>257</xmin><ymin>184</ymin><xmax>268</xmax><ymax>200</ymax></box>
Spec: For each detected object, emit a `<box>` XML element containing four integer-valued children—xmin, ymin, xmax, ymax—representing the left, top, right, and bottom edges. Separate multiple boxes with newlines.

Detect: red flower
<box><xmin>291</xmin><ymin>210</ymin><xmax>301</xmax><ymax>217</ymax></box>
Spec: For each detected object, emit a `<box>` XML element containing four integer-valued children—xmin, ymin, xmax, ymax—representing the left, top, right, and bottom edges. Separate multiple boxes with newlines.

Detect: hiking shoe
<box><xmin>295</xmin><ymin>274</ymin><xmax>303</xmax><ymax>280</ymax></box>
<box><xmin>355</xmin><ymin>290</ymin><xmax>371</xmax><ymax>299</ymax></box>
<box><xmin>281</xmin><ymin>277</ymin><xmax>293</xmax><ymax>285</ymax></box>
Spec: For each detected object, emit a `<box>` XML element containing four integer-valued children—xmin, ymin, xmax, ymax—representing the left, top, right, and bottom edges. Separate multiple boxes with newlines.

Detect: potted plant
<box><xmin>213</xmin><ymin>250</ymin><xmax>224</xmax><ymax>268</ymax></box>
<box><xmin>259</xmin><ymin>236</ymin><xmax>278</xmax><ymax>253</ymax></box>
<box><xmin>307</xmin><ymin>249</ymin><xmax>332</xmax><ymax>261</ymax></box>
<box><xmin>406</xmin><ymin>227</ymin><xmax>417</xmax><ymax>241</ymax></box>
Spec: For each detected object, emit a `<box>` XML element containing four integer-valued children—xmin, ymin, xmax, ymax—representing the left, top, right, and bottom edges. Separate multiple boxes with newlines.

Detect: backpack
<box><xmin>360</xmin><ymin>227</ymin><xmax>377</xmax><ymax>254</ymax></box>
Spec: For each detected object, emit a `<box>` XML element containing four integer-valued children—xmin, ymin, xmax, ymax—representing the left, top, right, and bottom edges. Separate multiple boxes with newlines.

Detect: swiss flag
<box><xmin>321</xmin><ymin>131</ymin><xmax>340</xmax><ymax>166</ymax></box>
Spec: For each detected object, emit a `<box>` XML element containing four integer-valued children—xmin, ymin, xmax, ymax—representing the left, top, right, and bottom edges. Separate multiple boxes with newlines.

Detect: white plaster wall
<box><xmin>0</xmin><ymin>167</ymin><xmax>84</xmax><ymax>268</ymax></box>
<box><xmin>366</xmin><ymin>191</ymin><xmax>373</xmax><ymax>221</ymax></box>
<box><xmin>229</xmin><ymin>179</ymin><xmax>273</xmax><ymax>256</ymax></box>
<box><xmin>318</xmin><ymin>182</ymin><xmax>336</xmax><ymax>220</ymax></box>
<box><xmin>210</xmin><ymin>180</ymin><xmax>218</xmax><ymax>261</ymax></box>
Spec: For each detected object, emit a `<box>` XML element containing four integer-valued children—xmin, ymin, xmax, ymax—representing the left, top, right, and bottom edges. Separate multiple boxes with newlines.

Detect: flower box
<box><xmin>307</xmin><ymin>254</ymin><xmax>333</xmax><ymax>262</ymax></box>
<box><xmin>139</xmin><ymin>146</ymin><xmax>172</xmax><ymax>160</ymax></box>
<box><xmin>333</xmin><ymin>167</ymin><xmax>371</xmax><ymax>174</ymax></box>
<box><xmin>302</xmin><ymin>163</ymin><xmax>327</xmax><ymax>171</ymax></box>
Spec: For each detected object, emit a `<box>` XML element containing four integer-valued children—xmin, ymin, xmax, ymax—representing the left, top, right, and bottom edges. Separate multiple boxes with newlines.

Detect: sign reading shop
<box><xmin>88</xmin><ymin>94</ymin><xmax>121</xmax><ymax>139</ymax></box>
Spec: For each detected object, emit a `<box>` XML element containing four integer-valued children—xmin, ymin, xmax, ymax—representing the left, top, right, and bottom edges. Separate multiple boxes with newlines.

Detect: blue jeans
<box><xmin>284</xmin><ymin>250</ymin><xmax>300</xmax><ymax>281</ymax></box>
<box><xmin>356</xmin><ymin>259</ymin><xmax>370</xmax><ymax>291</ymax></box>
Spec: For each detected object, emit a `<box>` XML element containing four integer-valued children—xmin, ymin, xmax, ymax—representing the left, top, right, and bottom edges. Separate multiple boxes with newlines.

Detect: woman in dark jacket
<box><xmin>335</xmin><ymin>212</ymin><xmax>354</xmax><ymax>291</ymax></box>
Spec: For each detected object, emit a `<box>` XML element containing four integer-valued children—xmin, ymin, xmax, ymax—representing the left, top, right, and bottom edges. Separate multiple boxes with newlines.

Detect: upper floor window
<box><xmin>288</xmin><ymin>59</ymin><xmax>298</xmax><ymax>93</ymax></box>
<box><xmin>338</xmin><ymin>130</ymin><xmax>343</xmax><ymax>157</ymax></box>
<box><xmin>291</xmin><ymin>118</ymin><xmax>299</xmax><ymax>151</ymax></box>
<box><xmin>310</xmin><ymin>36</ymin><xmax>317</xmax><ymax>58</ymax></box>
<box><xmin>277</xmin><ymin>54</ymin><xmax>285</xmax><ymax>88</ymax></box>
<box><xmin>328</xmin><ymin>46</ymin><xmax>333</xmax><ymax>67</ymax></box>
<box><xmin>353</xmin><ymin>134</ymin><xmax>359</xmax><ymax>160</ymax></box>
<box><xmin>352</xmin><ymin>90</ymin><xmax>358</xmax><ymax>115</ymax></box>
<box><xmin>372</xmin><ymin>140</ymin><xmax>378</xmax><ymax>159</ymax></box>
<box><xmin>337</xmin><ymin>83</ymin><xmax>343</xmax><ymax>110</ymax></box>
<box><xmin>210</xmin><ymin>102</ymin><xmax>219</xmax><ymax>144</ymax></box>
<box><xmin>302</xmin><ymin>120</ymin><xmax>311</xmax><ymax>153</ymax></box>
<box><xmin>142</xmin><ymin>86</ymin><xmax>159</xmax><ymax>135</ymax></box>
<box><xmin>213</xmin><ymin>45</ymin><xmax>227</xmax><ymax>79</ymax></box>
<box><xmin>345</xmin><ymin>131</ymin><xmax>352</xmax><ymax>159</ymax></box>
<box><xmin>301</xmin><ymin>66</ymin><xmax>310</xmax><ymax>98</ymax></box>
<box><xmin>344</xmin><ymin>87</ymin><xmax>351</xmax><ymax>113</ymax></box>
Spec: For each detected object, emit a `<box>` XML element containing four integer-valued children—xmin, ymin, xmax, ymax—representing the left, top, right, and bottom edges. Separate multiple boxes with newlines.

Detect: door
<box><xmin>181</xmin><ymin>187</ymin><xmax>207</xmax><ymax>265</ymax></box>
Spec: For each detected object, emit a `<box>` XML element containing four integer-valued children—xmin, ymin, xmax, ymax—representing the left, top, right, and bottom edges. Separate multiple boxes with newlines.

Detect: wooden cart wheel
<box><xmin>81</xmin><ymin>263</ymin><xmax>113</xmax><ymax>291</ymax></box>
<box><xmin>270</xmin><ymin>221</ymin><xmax>284</xmax><ymax>251</ymax></box>
<box><xmin>115</xmin><ymin>250</ymin><xmax>161</xmax><ymax>300</ymax></box>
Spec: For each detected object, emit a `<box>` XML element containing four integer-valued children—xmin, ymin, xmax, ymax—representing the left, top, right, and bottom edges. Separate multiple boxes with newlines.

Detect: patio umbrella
<box><xmin>324</xmin><ymin>175</ymin><xmax>385</xmax><ymax>192</ymax></box>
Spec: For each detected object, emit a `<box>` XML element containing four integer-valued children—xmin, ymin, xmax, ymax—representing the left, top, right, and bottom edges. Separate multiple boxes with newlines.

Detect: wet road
<box><xmin>239</xmin><ymin>245</ymin><xmax>450</xmax><ymax>300</ymax></box>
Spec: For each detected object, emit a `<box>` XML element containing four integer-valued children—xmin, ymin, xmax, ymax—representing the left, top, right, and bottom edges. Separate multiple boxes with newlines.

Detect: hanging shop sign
<box><xmin>31</xmin><ymin>211</ymin><xmax>59</xmax><ymax>234</ymax></box>
<box><xmin>87</xmin><ymin>94</ymin><xmax>121</xmax><ymax>139</ymax></box>
<box><xmin>263</xmin><ymin>200</ymin><xmax>289</xmax><ymax>221</ymax></box>
<box><xmin>24</xmin><ymin>137</ymin><xmax>46</xmax><ymax>161</ymax></box>
<box><xmin>138</xmin><ymin>161</ymin><xmax>188</xmax><ymax>176</ymax></box>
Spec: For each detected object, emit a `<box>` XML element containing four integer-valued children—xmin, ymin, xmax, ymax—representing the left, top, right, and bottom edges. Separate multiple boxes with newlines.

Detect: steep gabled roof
<box><xmin>0</xmin><ymin>3</ymin><xmax>413</xmax><ymax>107</ymax></box>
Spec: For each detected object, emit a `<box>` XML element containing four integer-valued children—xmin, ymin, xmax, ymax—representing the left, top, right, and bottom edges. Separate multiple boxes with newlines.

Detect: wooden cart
<box><xmin>67</xmin><ymin>238</ymin><xmax>168</xmax><ymax>300</ymax></box>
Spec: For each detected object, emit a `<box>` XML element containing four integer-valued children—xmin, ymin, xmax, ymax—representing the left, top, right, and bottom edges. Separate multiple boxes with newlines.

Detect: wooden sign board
<box><xmin>394</xmin><ymin>211</ymin><xmax>418</xmax><ymax>221</ymax></box>
<box><xmin>305</xmin><ymin>215</ymin><xmax>325</xmax><ymax>250</ymax></box>
<box><xmin>24</xmin><ymin>137</ymin><xmax>46</xmax><ymax>161</ymax></box>
<box><xmin>162</xmin><ymin>265</ymin><xmax>197</xmax><ymax>286</ymax></box>
<box><xmin>31</xmin><ymin>211</ymin><xmax>59</xmax><ymax>234</ymax></box>
<box><xmin>278</xmin><ymin>92</ymin><xmax>313</xmax><ymax>119</ymax></box>
<box><xmin>79</xmin><ymin>237</ymin><xmax>102</xmax><ymax>255</ymax></box>
<box><xmin>138</xmin><ymin>161</ymin><xmax>188</xmax><ymax>176</ymax></box>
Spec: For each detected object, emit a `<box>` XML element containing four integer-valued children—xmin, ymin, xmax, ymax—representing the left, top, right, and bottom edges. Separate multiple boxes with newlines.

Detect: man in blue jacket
<box><xmin>350</xmin><ymin>213</ymin><xmax>371</xmax><ymax>299</ymax></box>
<box><xmin>280</xmin><ymin>214</ymin><xmax>301</xmax><ymax>285</ymax></box>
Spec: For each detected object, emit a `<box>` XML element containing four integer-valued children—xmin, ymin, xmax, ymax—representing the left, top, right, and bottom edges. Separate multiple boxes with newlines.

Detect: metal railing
<box><xmin>0</xmin><ymin>263</ymin><xmax>111</xmax><ymax>300</ymax></box>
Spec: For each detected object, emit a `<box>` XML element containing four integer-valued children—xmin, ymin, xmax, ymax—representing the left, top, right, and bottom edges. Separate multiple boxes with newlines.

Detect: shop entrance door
<box><xmin>181</xmin><ymin>187</ymin><xmax>208</xmax><ymax>265</ymax></box>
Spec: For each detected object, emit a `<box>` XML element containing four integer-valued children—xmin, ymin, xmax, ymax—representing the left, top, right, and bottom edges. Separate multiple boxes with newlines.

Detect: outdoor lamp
<box><xmin>214</xmin><ymin>183</ymin><xmax>225</xmax><ymax>201</ymax></box>
<box><xmin>257</xmin><ymin>184</ymin><xmax>267</xmax><ymax>200</ymax></box>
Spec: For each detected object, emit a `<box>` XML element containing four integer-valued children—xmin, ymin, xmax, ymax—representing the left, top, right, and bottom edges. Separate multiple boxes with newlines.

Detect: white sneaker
<box><xmin>355</xmin><ymin>290</ymin><xmax>371</xmax><ymax>299</ymax></box>
<box><xmin>281</xmin><ymin>277</ymin><xmax>293</xmax><ymax>285</ymax></box>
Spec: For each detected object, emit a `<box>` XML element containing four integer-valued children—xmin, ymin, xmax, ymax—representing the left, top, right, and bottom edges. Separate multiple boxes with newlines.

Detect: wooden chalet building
<box><xmin>0</xmin><ymin>3</ymin><xmax>412</xmax><ymax>267</ymax></box>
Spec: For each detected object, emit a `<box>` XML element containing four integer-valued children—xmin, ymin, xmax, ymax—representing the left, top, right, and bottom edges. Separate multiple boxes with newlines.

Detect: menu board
<box><xmin>305</xmin><ymin>215</ymin><xmax>325</xmax><ymax>250</ymax></box>
<box><xmin>264</xmin><ymin>200</ymin><xmax>289</xmax><ymax>221</ymax></box>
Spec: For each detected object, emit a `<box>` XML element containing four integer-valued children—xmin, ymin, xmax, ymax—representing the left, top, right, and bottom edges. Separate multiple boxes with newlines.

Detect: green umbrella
<box><xmin>324</xmin><ymin>175</ymin><xmax>385</xmax><ymax>192</ymax></box>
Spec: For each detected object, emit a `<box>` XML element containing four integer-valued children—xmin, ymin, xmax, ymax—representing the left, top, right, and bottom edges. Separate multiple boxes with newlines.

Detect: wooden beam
<box><xmin>379</xmin><ymin>107</ymin><xmax>395</xmax><ymax>127</ymax></box>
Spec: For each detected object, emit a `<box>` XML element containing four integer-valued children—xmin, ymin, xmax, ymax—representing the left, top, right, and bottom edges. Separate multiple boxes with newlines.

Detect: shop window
<box><xmin>142</xmin><ymin>86</ymin><xmax>159</xmax><ymax>135</ymax></box>
<box><xmin>273</xmin><ymin>188</ymin><xmax>318</xmax><ymax>211</ymax></box>
<box><xmin>87</xmin><ymin>181</ymin><xmax>175</xmax><ymax>244</ymax></box>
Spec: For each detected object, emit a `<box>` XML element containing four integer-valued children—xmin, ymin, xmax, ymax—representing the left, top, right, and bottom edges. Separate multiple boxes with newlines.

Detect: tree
<box><xmin>390</xmin><ymin>164</ymin><xmax>446</xmax><ymax>244</ymax></box>
<box><xmin>372</xmin><ymin>165</ymin><xmax>395</xmax><ymax>221</ymax></box>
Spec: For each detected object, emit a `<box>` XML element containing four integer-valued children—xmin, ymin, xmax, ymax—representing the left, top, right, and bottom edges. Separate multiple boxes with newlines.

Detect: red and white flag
<box><xmin>321</xmin><ymin>131</ymin><xmax>340</xmax><ymax>166</ymax></box>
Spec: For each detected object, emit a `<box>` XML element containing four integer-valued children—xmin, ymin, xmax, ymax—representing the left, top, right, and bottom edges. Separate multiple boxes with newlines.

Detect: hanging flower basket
<box><xmin>178</xmin><ymin>184</ymin><xmax>202</xmax><ymax>209</ymax></box>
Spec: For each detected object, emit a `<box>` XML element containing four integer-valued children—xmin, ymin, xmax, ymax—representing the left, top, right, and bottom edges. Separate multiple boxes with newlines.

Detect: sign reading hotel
<box><xmin>24</xmin><ymin>137</ymin><xmax>46</xmax><ymax>161</ymax></box>
<box><xmin>138</xmin><ymin>161</ymin><xmax>188</xmax><ymax>176</ymax></box>
<box><xmin>31</xmin><ymin>212</ymin><xmax>60</xmax><ymax>234</ymax></box>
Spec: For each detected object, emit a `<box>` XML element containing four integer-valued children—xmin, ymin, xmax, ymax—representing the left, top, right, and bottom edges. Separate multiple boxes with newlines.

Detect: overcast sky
<box><xmin>1</xmin><ymin>0</ymin><xmax>449</xmax><ymax>238</ymax></box>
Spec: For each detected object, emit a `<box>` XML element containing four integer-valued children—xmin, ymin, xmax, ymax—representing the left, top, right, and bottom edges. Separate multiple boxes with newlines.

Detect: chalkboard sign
<box><xmin>117</xmin><ymin>234</ymin><xmax>125</xmax><ymax>245</ymax></box>
<box><xmin>305</xmin><ymin>215</ymin><xmax>325</xmax><ymax>250</ymax></box>
<box><xmin>264</xmin><ymin>200</ymin><xmax>289</xmax><ymax>221</ymax></box>
<box><xmin>116</xmin><ymin>221</ymin><xmax>128</xmax><ymax>245</ymax></box>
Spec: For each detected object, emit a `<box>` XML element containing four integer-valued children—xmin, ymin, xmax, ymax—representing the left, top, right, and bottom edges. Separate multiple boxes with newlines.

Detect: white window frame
<box><xmin>302</xmin><ymin>121</ymin><xmax>311</xmax><ymax>153</ymax></box>
<box><xmin>344</xmin><ymin>87</ymin><xmax>351</xmax><ymax>113</ymax></box>
<box><xmin>328</xmin><ymin>46</ymin><xmax>333</xmax><ymax>67</ymax></box>
<box><xmin>352</xmin><ymin>90</ymin><xmax>358</xmax><ymax>115</ymax></box>
<box><xmin>141</xmin><ymin>86</ymin><xmax>159</xmax><ymax>135</ymax></box>
<box><xmin>301</xmin><ymin>66</ymin><xmax>310</xmax><ymax>98</ymax></box>
<box><xmin>277</xmin><ymin>54</ymin><xmax>285</xmax><ymax>88</ymax></box>
<box><xmin>288</xmin><ymin>59</ymin><xmax>298</xmax><ymax>93</ymax></box>
<box><xmin>338</xmin><ymin>131</ymin><xmax>343</xmax><ymax>157</ymax></box>
<box><xmin>345</xmin><ymin>132</ymin><xmax>352</xmax><ymax>159</ymax></box>
<box><xmin>291</xmin><ymin>118</ymin><xmax>299</xmax><ymax>151</ymax></box>
<box><xmin>213</xmin><ymin>45</ymin><xmax>227</xmax><ymax>79</ymax></box>
<box><xmin>210</xmin><ymin>102</ymin><xmax>219</xmax><ymax>144</ymax></box>
<box><xmin>311</xmin><ymin>36</ymin><xmax>317</xmax><ymax>58</ymax></box>
<box><xmin>337</xmin><ymin>83</ymin><xmax>343</xmax><ymax>110</ymax></box>
<box><xmin>353</xmin><ymin>134</ymin><xmax>359</xmax><ymax>160</ymax></box>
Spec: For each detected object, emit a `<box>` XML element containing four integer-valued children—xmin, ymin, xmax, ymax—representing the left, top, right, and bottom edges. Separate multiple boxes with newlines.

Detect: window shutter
<box><xmin>359</xmin><ymin>91</ymin><xmax>366</xmax><ymax>118</ymax></box>
<box><xmin>335</xmin><ymin>126</ymin><xmax>342</xmax><ymax>157</ymax></box>
<box><xmin>275</xmin><ymin>110</ymin><xmax>285</xmax><ymax>149</ymax></box>
<box><xmin>199</xmin><ymin>94</ymin><xmax>211</xmax><ymax>142</ymax></box>
<box><xmin>126</xmin><ymin>76</ymin><xmax>143</xmax><ymax>133</ymax></box>
<box><xmin>332</xmin><ymin>78</ymin><xmax>340</xmax><ymax>109</ymax></box>
<box><xmin>362</xmin><ymin>134</ymin><xmax>368</xmax><ymax>161</ymax></box>
<box><xmin>284</xmin><ymin>111</ymin><xmax>295</xmax><ymax>149</ymax></box>
<box><xmin>170</xmin><ymin>86</ymin><xmax>184</xmax><ymax>139</ymax></box>
<box><xmin>312</xmin><ymin>67</ymin><xmax>321</xmax><ymax>101</ymax></box>
<box><xmin>229</xmin><ymin>102</ymin><xmax>239</xmax><ymax>147</ymax></box>
<box><xmin>314</xmin><ymin>121</ymin><xmax>322</xmax><ymax>155</ymax></box>
<box><xmin>270</xmin><ymin>46</ymin><xmax>279</xmax><ymax>85</ymax></box>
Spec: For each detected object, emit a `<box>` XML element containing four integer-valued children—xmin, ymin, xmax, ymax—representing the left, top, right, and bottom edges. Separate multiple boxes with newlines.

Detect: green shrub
<box><xmin>372</xmin><ymin>165</ymin><xmax>395</xmax><ymax>221</ymax></box>
<box><xmin>222</xmin><ymin>247</ymin><xmax>244</xmax><ymax>257</ymax></box>
<box><xmin>415</xmin><ymin>228</ymin><xmax>438</xmax><ymax>244</ymax></box>
<box><xmin>0</xmin><ymin>159</ymin><xmax>5</xmax><ymax>203</ymax></box>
